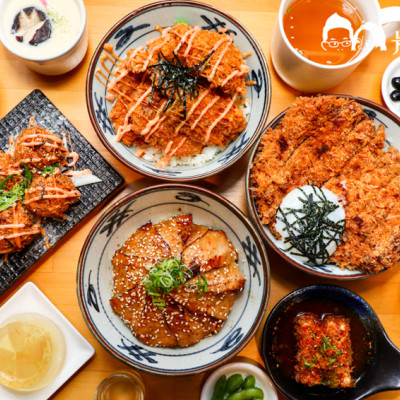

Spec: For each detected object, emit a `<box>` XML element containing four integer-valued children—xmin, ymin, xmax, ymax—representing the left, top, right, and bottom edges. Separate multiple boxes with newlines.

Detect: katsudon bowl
<box><xmin>86</xmin><ymin>0</ymin><xmax>271</xmax><ymax>181</ymax></box>
<box><xmin>246</xmin><ymin>95</ymin><xmax>400</xmax><ymax>280</ymax></box>
<box><xmin>77</xmin><ymin>184</ymin><xmax>270</xmax><ymax>376</ymax></box>
<box><xmin>262</xmin><ymin>285</ymin><xmax>400</xmax><ymax>400</ymax></box>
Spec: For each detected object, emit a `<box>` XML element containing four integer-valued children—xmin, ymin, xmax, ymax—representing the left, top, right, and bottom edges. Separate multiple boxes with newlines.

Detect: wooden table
<box><xmin>1</xmin><ymin>0</ymin><xmax>400</xmax><ymax>399</ymax></box>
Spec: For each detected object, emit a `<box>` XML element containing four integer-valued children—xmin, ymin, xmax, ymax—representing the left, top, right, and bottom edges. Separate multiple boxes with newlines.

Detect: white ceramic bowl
<box><xmin>77</xmin><ymin>184</ymin><xmax>270</xmax><ymax>376</ymax></box>
<box><xmin>201</xmin><ymin>362</ymin><xmax>278</xmax><ymax>400</ymax></box>
<box><xmin>86</xmin><ymin>0</ymin><xmax>271</xmax><ymax>181</ymax></box>
<box><xmin>382</xmin><ymin>57</ymin><xmax>400</xmax><ymax>118</ymax></box>
<box><xmin>246</xmin><ymin>94</ymin><xmax>400</xmax><ymax>280</ymax></box>
<box><xmin>0</xmin><ymin>0</ymin><xmax>88</xmax><ymax>75</ymax></box>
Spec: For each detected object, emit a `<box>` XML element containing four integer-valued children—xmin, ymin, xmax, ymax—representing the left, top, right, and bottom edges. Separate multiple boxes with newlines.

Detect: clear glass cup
<box><xmin>95</xmin><ymin>370</ymin><xmax>145</xmax><ymax>400</ymax></box>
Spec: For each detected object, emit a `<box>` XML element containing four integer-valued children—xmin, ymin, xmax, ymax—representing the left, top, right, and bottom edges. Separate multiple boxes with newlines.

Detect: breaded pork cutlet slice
<box><xmin>252</xmin><ymin>97</ymin><xmax>366</xmax><ymax>197</ymax></box>
<box><xmin>263</xmin><ymin>117</ymin><xmax>377</xmax><ymax>227</ymax></box>
<box><xmin>109</xmin><ymin>76</ymin><xmax>246</xmax><ymax>157</ymax></box>
<box><xmin>252</xmin><ymin>96</ymin><xmax>366</xmax><ymax>226</ymax></box>
<box><xmin>154</xmin><ymin>214</ymin><xmax>193</xmax><ymax>257</ymax></box>
<box><xmin>126</xmin><ymin>24</ymin><xmax>249</xmax><ymax>96</ymax></box>
<box><xmin>331</xmin><ymin>169</ymin><xmax>400</xmax><ymax>272</ymax></box>
<box><xmin>326</xmin><ymin>144</ymin><xmax>400</xmax><ymax>234</ymax></box>
<box><xmin>163</xmin><ymin>297</ymin><xmax>223</xmax><ymax>347</ymax></box>
<box><xmin>181</xmin><ymin>229</ymin><xmax>238</xmax><ymax>274</ymax></box>
<box><xmin>169</xmin><ymin>287</ymin><xmax>236</xmax><ymax>321</ymax></box>
<box><xmin>120</xmin><ymin>222</ymin><xmax>171</xmax><ymax>259</ymax></box>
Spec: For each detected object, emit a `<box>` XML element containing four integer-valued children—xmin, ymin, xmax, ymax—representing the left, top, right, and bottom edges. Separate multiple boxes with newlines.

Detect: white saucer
<box><xmin>381</xmin><ymin>57</ymin><xmax>400</xmax><ymax>118</ymax></box>
<box><xmin>0</xmin><ymin>282</ymin><xmax>94</xmax><ymax>399</ymax></box>
<box><xmin>200</xmin><ymin>362</ymin><xmax>278</xmax><ymax>400</ymax></box>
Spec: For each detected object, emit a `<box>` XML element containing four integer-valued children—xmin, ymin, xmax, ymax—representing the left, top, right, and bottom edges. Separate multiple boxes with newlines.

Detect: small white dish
<box><xmin>0</xmin><ymin>0</ymin><xmax>88</xmax><ymax>75</ymax></box>
<box><xmin>0</xmin><ymin>282</ymin><xmax>94</xmax><ymax>399</ymax></box>
<box><xmin>382</xmin><ymin>57</ymin><xmax>400</xmax><ymax>118</ymax></box>
<box><xmin>200</xmin><ymin>362</ymin><xmax>278</xmax><ymax>400</ymax></box>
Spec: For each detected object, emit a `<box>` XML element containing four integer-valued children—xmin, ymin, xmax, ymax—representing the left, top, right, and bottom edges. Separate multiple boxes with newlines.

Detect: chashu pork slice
<box><xmin>135</xmin><ymin>297</ymin><xmax>178</xmax><ymax>347</ymax></box>
<box><xmin>111</xmin><ymin>253</ymin><xmax>154</xmax><ymax>297</ymax></box>
<box><xmin>184</xmin><ymin>224</ymin><xmax>209</xmax><ymax>247</ymax></box>
<box><xmin>181</xmin><ymin>229</ymin><xmax>238</xmax><ymax>274</ymax></box>
<box><xmin>170</xmin><ymin>286</ymin><xmax>236</xmax><ymax>321</ymax></box>
<box><xmin>154</xmin><ymin>214</ymin><xmax>193</xmax><ymax>257</ymax></box>
<box><xmin>120</xmin><ymin>222</ymin><xmax>171</xmax><ymax>259</ymax></box>
<box><xmin>163</xmin><ymin>297</ymin><xmax>223</xmax><ymax>347</ymax></box>
<box><xmin>109</xmin><ymin>285</ymin><xmax>147</xmax><ymax>334</ymax></box>
<box><xmin>187</xmin><ymin>263</ymin><xmax>245</xmax><ymax>293</ymax></box>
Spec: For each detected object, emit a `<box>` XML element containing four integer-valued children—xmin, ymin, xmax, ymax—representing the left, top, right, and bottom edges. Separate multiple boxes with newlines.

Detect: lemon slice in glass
<box><xmin>0</xmin><ymin>313</ymin><xmax>65</xmax><ymax>391</ymax></box>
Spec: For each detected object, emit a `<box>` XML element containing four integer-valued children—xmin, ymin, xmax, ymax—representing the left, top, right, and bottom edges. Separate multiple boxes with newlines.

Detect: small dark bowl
<box><xmin>261</xmin><ymin>285</ymin><xmax>400</xmax><ymax>400</ymax></box>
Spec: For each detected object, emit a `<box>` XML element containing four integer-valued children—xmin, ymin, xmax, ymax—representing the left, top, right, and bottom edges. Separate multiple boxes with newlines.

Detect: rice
<box><xmin>141</xmin><ymin>145</ymin><xmax>223</xmax><ymax>167</ymax></box>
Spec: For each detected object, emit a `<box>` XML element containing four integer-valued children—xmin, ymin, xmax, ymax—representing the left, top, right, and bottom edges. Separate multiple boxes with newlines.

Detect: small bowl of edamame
<box><xmin>200</xmin><ymin>361</ymin><xmax>278</xmax><ymax>400</ymax></box>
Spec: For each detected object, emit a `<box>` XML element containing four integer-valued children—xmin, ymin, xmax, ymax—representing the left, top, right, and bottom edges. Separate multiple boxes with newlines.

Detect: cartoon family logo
<box><xmin>321</xmin><ymin>13</ymin><xmax>387</xmax><ymax>52</ymax></box>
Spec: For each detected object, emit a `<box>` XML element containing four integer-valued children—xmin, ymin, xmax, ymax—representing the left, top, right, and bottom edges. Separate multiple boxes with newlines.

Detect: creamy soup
<box><xmin>2</xmin><ymin>0</ymin><xmax>81</xmax><ymax>60</ymax></box>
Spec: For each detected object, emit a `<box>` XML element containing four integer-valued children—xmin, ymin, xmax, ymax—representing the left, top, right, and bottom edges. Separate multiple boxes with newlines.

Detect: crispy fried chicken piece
<box><xmin>24</xmin><ymin>171</ymin><xmax>81</xmax><ymax>218</ymax></box>
<box><xmin>0</xmin><ymin>202</ymin><xmax>40</xmax><ymax>254</ymax></box>
<box><xmin>181</xmin><ymin>229</ymin><xmax>238</xmax><ymax>273</ymax></box>
<box><xmin>126</xmin><ymin>24</ymin><xmax>249</xmax><ymax>95</ymax></box>
<box><xmin>14</xmin><ymin>126</ymin><xmax>68</xmax><ymax>170</ymax></box>
<box><xmin>0</xmin><ymin>152</ymin><xmax>22</xmax><ymax>190</ymax></box>
<box><xmin>294</xmin><ymin>313</ymin><xmax>354</xmax><ymax>388</ymax></box>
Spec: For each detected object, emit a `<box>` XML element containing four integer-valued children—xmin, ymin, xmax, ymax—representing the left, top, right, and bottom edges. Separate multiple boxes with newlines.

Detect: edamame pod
<box><xmin>243</xmin><ymin>375</ymin><xmax>256</xmax><ymax>389</ymax></box>
<box><xmin>211</xmin><ymin>375</ymin><xmax>227</xmax><ymax>400</ymax></box>
<box><xmin>226</xmin><ymin>387</ymin><xmax>264</xmax><ymax>400</ymax></box>
<box><xmin>225</xmin><ymin>374</ymin><xmax>244</xmax><ymax>394</ymax></box>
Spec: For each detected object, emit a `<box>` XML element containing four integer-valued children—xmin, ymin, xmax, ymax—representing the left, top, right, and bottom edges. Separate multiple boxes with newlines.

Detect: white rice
<box><xmin>140</xmin><ymin>145</ymin><xmax>223</xmax><ymax>167</ymax></box>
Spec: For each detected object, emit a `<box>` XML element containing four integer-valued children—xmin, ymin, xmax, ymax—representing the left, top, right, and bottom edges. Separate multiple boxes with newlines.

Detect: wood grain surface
<box><xmin>1</xmin><ymin>1</ymin><xmax>400</xmax><ymax>399</ymax></box>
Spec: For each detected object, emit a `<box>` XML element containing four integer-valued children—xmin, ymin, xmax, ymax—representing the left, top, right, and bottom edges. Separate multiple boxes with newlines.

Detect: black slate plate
<box><xmin>0</xmin><ymin>89</ymin><xmax>124</xmax><ymax>296</ymax></box>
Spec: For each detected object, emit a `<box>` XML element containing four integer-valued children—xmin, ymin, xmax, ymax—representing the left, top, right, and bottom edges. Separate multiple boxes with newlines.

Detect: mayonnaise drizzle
<box><xmin>191</xmin><ymin>96</ymin><xmax>220</xmax><ymax>131</ymax></box>
<box><xmin>205</xmin><ymin>94</ymin><xmax>237</xmax><ymax>143</ymax></box>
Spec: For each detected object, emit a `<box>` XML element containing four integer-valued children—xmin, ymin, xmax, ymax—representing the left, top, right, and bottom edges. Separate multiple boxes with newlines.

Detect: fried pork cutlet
<box><xmin>294</xmin><ymin>313</ymin><xmax>354</xmax><ymax>388</ymax></box>
<box><xmin>252</xmin><ymin>95</ymin><xmax>400</xmax><ymax>274</ymax></box>
<box><xmin>0</xmin><ymin>202</ymin><xmax>40</xmax><ymax>254</ymax></box>
<box><xmin>109</xmin><ymin>214</ymin><xmax>245</xmax><ymax>348</ymax></box>
<box><xmin>108</xmin><ymin>73</ymin><xmax>246</xmax><ymax>164</ymax></box>
<box><xmin>126</xmin><ymin>23</ymin><xmax>249</xmax><ymax>96</ymax></box>
<box><xmin>14</xmin><ymin>126</ymin><xmax>69</xmax><ymax>170</ymax></box>
<box><xmin>24</xmin><ymin>171</ymin><xmax>81</xmax><ymax>218</ymax></box>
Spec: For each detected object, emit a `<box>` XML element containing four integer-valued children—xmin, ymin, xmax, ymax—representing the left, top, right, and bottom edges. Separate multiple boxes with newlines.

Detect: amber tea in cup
<box><xmin>95</xmin><ymin>371</ymin><xmax>145</xmax><ymax>400</ymax></box>
<box><xmin>283</xmin><ymin>0</ymin><xmax>365</xmax><ymax>65</ymax></box>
